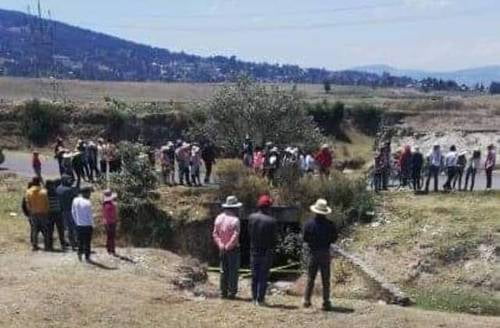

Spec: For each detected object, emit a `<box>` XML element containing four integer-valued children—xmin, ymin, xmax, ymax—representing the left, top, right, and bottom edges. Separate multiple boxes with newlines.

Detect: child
<box><xmin>32</xmin><ymin>151</ymin><xmax>42</xmax><ymax>180</ymax></box>
<box><xmin>102</xmin><ymin>189</ymin><xmax>118</xmax><ymax>255</ymax></box>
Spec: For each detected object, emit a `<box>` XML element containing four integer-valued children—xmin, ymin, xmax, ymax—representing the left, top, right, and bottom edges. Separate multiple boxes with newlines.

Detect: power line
<box><xmin>140</xmin><ymin>1</ymin><xmax>402</xmax><ymax>19</ymax></box>
<box><xmin>88</xmin><ymin>7</ymin><xmax>494</xmax><ymax>33</ymax></box>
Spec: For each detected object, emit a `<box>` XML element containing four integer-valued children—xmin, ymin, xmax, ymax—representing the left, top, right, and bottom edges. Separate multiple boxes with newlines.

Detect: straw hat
<box><xmin>222</xmin><ymin>195</ymin><xmax>243</xmax><ymax>209</ymax></box>
<box><xmin>321</xmin><ymin>144</ymin><xmax>330</xmax><ymax>150</ymax></box>
<box><xmin>310</xmin><ymin>198</ymin><xmax>332</xmax><ymax>215</ymax></box>
<box><xmin>103</xmin><ymin>189</ymin><xmax>117</xmax><ymax>202</ymax></box>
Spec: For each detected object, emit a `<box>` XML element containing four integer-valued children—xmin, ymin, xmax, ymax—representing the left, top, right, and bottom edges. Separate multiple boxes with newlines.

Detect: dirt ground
<box><xmin>1</xmin><ymin>247</ymin><xmax>500</xmax><ymax>328</ymax></box>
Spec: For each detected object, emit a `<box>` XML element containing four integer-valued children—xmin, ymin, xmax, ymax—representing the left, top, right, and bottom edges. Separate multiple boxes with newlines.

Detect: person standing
<box><xmin>464</xmin><ymin>150</ymin><xmax>481</xmax><ymax>191</ymax></box>
<box><xmin>248</xmin><ymin>195</ymin><xmax>278</xmax><ymax>306</ymax></box>
<box><xmin>315</xmin><ymin>144</ymin><xmax>333</xmax><ymax>178</ymax></box>
<box><xmin>166</xmin><ymin>142</ymin><xmax>177</xmax><ymax>185</ymax></box>
<box><xmin>45</xmin><ymin>180</ymin><xmax>66</xmax><ymax>251</ymax></box>
<box><xmin>72</xmin><ymin>186</ymin><xmax>94</xmax><ymax>262</ymax></box>
<box><xmin>87</xmin><ymin>141</ymin><xmax>99</xmax><ymax>181</ymax></box>
<box><xmin>190</xmin><ymin>144</ymin><xmax>202</xmax><ymax>186</ymax></box>
<box><xmin>485</xmin><ymin>144</ymin><xmax>496</xmax><ymax>190</ymax></box>
<box><xmin>32</xmin><ymin>151</ymin><xmax>42</xmax><ymax>181</ymax></box>
<box><xmin>425</xmin><ymin>144</ymin><xmax>443</xmax><ymax>193</ymax></box>
<box><xmin>176</xmin><ymin>142</ymin><xmax>191</xmax><ymax>186</ymax></box>
<box><xmin>56</xmin><ymin>175</ymin><xmax>78</xmax><ymax>251</ymax></box>
<box><xmin>212</xmin><ymin>196</ymin><xmax>242</xmax><ymax>299</ymax></box>
<box><xmin>54</xmin><ymin>138</ymin><xmax>66</xmax><ymax>176</ymax></box>
<box><xmin>25</xmin><ymin>177</ymin><xmax>50</xmax><ymax>251</ymax></box>
<box><xmin>303</xmin><ymin>199</ymin><xmax>337</xmax><ymax>311</ymax></box>
<box><xmin>443</xmin><ymin>145</ymin><xmax>458</xmax><ymax>191</ymax></box>
<box><xmin>201</xmin><ymin>141</ymin><xmax>217</xmax><ymax>184</ymax></box>
<box><xmin>453</xmin><ymin>151</ymin><xmax>467</xmax><ymax>190</ymax></box>
<box><xmin>102</xmin><ymin>189</ymin><xmax>118</xmax><ymax>255</ymax></box>
<box><xmin>160</xmin><ymin>144</ymin><xmax>174</xmax><ymax>186</ymax></box>
<box><xmin>242</xmin><ymin>136</ymin><xmax>254</xmax><ymax>168</ymax></box>
<box><xmin>411</xmin><ymin>147</ymin><xmax>424</xmax><ymax>191</ymax></box>
<box><xmin>398</xmin><ymin>145</ymin><xmax>412</xmax><ymax>187</ymax></box>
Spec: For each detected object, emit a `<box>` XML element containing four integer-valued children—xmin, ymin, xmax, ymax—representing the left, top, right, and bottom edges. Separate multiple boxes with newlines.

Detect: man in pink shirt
<box><xmin>213</xmin><ymin>195</ymin><xmax>242</xmax><ymax>299</ymax></box>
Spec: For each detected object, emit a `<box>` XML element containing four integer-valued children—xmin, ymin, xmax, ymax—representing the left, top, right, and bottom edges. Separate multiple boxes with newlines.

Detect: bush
<box><xmin>191</xmin><ymin>77</ymin><xmax>323</xmax><ymax>156</ymax></box>
<box><xmin>216</xmin><ymin>159</ymin><xmax>270</xmax><ymax>206</ymax></box>
<box><xmin>348</xmin><ymin>104</ymin><xmax>383</xmax><ymax>136</ymax></box>
<box><xmin>306</xmin><ymin>100</ymin><xmax>347</xmax><ymax>140</ymax></box>
<box><xmin>20</xmin><ymin>99</ymin><xmax>65</xmax><ymax>145</ymax></box>
<box><xmin>108</xmin><ymin>142</ymin><xmax>171</xmax><ymax>247</ymax></box>
<box><xmin>279</xmin><ymin>171</ymin><xmax>374</xmax><ymax>226</ymax></box>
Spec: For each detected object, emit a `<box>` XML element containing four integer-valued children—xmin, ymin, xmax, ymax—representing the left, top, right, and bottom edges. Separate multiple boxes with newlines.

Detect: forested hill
<box><xmin>0</xmin><ymin>8</ymin><xmax>419</xmax><ymax>86</ymax></box>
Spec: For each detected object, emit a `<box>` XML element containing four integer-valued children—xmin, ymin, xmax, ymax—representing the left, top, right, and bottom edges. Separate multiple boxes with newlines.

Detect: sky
<box><xmin>1</xmin><ymin>0</ymin><xmax>500</xmax><ymax>71</ymax></box>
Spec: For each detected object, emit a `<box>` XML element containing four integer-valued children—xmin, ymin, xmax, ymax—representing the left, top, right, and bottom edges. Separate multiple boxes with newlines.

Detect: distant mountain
<box><xmin>352</xmin><ymin>65</ymin><xmax>500</xmax><ymax>86</ymax></box>
<box><xmin>0</xmin><ymin>8</ymin><xmax>413</xmax><ymax>87</ymax></box>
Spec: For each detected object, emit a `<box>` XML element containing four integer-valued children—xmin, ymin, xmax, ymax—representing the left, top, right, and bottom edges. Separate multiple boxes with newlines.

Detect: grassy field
<box><xmin>346</xmin><ymin>191</ymin><xmax>500</xmax><ymax>316</ymax></box>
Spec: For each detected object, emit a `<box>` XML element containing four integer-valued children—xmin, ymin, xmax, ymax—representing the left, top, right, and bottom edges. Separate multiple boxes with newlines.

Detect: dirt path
<box><xmin>0</xmin><ymin>247</ymin><xmax>499</xmax><ymax>328</ymax></box>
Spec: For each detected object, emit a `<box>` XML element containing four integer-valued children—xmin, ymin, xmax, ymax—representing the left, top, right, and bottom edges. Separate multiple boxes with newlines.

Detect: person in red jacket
<box><xmin>315</xmin><ymin>144</ymin><xmax>333</xmax><ymax>177</ymax></box>
<box><xmin>102</xmin><ymin>189</ymin><xmax>118</xmax><ymax>255</ymax></box>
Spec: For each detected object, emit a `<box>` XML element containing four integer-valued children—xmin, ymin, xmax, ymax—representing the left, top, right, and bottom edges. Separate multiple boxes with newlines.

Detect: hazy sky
<box><xmin>2</xmin><ymin>0</ymin><xmax>500</xmax><ymax>71</ymax></box>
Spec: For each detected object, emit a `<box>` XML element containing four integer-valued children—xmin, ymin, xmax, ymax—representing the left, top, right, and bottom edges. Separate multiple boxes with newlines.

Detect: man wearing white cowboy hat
<box><xmin>303</xmin><ymin>198</ymin><xmax>337</xmax><ymax>311</ymax></box>
<box><xmin>212</xmin><ymin>196</ymin><xmax>243</xmax><ymax>299</ymax></box>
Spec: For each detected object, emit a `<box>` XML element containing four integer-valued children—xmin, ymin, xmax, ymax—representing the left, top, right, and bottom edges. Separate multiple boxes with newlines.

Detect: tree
<box><xmin>191</xmin><ymin>77</ymin><xmax>323</xmax><ymax>155</ymax></box>
<box><xmin>323</xmin><ymin>80</ymin><xmax>332</xmax><ymax>93</ymax></box>
<box><xmin>490</xmin><ymin>82</ymin><xmax>500</xmax><ymax>95</ymax></box>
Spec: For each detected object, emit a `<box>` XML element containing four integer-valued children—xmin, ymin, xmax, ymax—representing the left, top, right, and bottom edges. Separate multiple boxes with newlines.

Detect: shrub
<box><xmin>108</xmin><ymin>142</ymin><xmax>171</xmax><ymax>247</ymax></box>
<box><xmin>191</xmin><ymin>77</ymin><xmax>323</xmax><ymax>156</ymax></box>
<box><xmin>306</xmin><ymin>100</ymin><xmax>347</xmax><ymax>140</ymax></box>
<box><xmin>216</xmin><ymin>159</ymin><xmax>270</xmax><ymax>206</ymax></box>
<box><xmin>20</xmin><ymin>99</ymin><xmax>64</xmax><ymax>145</ymax></box>
<box><xmin>348</xmin><ymin>103</ymin><xmax>383</xmax><ymax>136</ymax></box>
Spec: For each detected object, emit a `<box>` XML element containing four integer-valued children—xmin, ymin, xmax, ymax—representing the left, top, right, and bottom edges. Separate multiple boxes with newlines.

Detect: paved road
<box><xmin>1</xmin><ymin>151</ymin><xmax>60</xmax><ymax>179</ymax></box>
<box><xmin>2</xmin><ymin>150</ymin><xmax>500</xmax><ymax>190</ymax></box>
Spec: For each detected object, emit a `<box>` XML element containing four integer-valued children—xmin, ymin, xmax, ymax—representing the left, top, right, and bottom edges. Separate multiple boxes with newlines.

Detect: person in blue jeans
<box><xmin>56</xmin><ymin>175</ymin><xmax>77</xmax><ymax>250</ymax></box>
<box><xmin>303</xmin><ymin>199</ymin><xmax>337</xmax><ymax>311</ymax></box>
<box><xmin>248</xmin><ymin>195</ymin><xmax>277</xmax><ymax>306</ymax></box>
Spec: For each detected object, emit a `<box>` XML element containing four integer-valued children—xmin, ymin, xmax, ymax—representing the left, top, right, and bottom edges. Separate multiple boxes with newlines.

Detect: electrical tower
<box><xmin>26</xmin><ymin>0</ymin><xmax>67</xmax><ymax>102</ymax></box>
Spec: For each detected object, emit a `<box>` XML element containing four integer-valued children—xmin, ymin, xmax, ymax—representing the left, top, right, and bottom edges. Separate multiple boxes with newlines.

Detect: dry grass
<box><xmin>346</xmin><ymin>192</ymin><xmax>500</xmax><ymax>315</ymax></box>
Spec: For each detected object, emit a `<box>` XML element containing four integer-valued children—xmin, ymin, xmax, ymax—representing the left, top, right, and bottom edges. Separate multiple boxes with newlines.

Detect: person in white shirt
<box><xmin>72</xmin><ymin>186</ymin><xmax>94</xmax><ymax>262</ymax></box>
<box><xmin>464</xmin><ymin>150</ymin><xmax>481</xmax><ymax>191</ymax></box>
<box><xmin>425</xmin><ymin>144</ymin><xmax>443</xmax><ymax>192</ymax></box>
<box><xmin>443</xmin><ymin>145</ymin><xmax>458</xmax><ymax>191</ymax></box>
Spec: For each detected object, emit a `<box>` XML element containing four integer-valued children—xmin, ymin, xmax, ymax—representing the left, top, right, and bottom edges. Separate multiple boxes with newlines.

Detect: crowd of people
<box><xmin>373</xmin><ymin>142</ymin><xmax>497</xmax><ymax>192</ymax></box>
<box><xmin>213</xmin><ymin>194</ymin><xmax>337</xmax><ymax>310</ymax></box>
<box><xmin>22</xmin><ymin>175</ymin><xmax>118</xmax><ymax>262</ymax></box>
<box><xmin>242</xmin><ymin>136</ymin><xmax>335</xmax><ymax>183</ymax></box>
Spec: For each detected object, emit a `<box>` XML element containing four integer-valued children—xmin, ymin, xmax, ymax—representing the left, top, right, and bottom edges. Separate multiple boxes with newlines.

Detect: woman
<box><xmin>102</xmin><ymin>189</ymin><xmax>118</xmax><ymax>255</ymax></box>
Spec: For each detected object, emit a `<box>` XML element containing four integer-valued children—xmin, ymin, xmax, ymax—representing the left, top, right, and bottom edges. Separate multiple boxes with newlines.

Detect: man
<box><xmin>97</xmin><ymin>138</ymin><xmax>106</xmax><ymax>174</ymax></box>
<box><xmin>443</xmin><ymin>145</ymin><xmax>458</xmax><ymax>191</ymax></box>
<box><xmin>54</xmin><ymin>137</ymin><xmax>66</xmax><ymax>176</ymax></box>
<box><xmin>425</xmin><ymin>144</ymin><xmax>443</xmax><ymax>193</ymax></box>
<box><xmin>212</xmin><ymin>195</ymin><xmax>242</xmax><ymax>299</ymax></box>
<box><xmin>248</xmin><ymin>195</ymin><xmax>278</xmax><ymax>306</ymax></box>
<box><xmin>201</xmin><ymin>141</ymin><xmax>216</xmax><ymax>184</ymax></box>
<box><xmin>87</xmin><ymin>141</ymin><xmax>99</xmax><ymax>181</ymax></box>
<box><xmin>303</xmin><ymin>199</ymin><xmax>337</xmax><ymax>311</ymax></box>
<box><xmin>485</xmin><ymin>144</ymin><xmax>496</xmax><ymax>190</ymax></box>
<box><xmin>315</xmin><ymin>144</ymin><xmax>333</xmax><ymax>178</ymax></box>
<box><xmin>411</xmin><ymin>146</ymin><xmax>424</xmax><ymax>191</ymax></box>
<box><xmin>399</xmin><ymin>145</ymin><xmax>412</xmax><ymax>187</ymax></box>
<box><xmin>25</xmin><ymin>177</ymin><xmax>50</xmax><ymax>251</ymax></box>
<box><xmin>72</xmin><ymin>186</ymin><xmax>94</xmax><ymax>262</ymax></box>
<box><xmin>464</xmin><ymin>150</ymin><xmax>481</xmax><ymax>191</ymax></box>
<box><xmin>453</xmin><ymin>151</ymin><xmax>467</xmax><ymax>190</ymax></box>
<box><xmin>56</xmin><ymin>175</ymin><xmax>78</xmax><ymax>251</ymax></box>
<box><xmin>46</xmin><ymin>179</ymin><xmax>66</xmax><ymax>251</ymax></box>
<box><xmin>176</xmin><ymin>142</ymin><xmax>192</xmax><ymax>186</ymax></box>
<box><xmin>242</xmin><ymin>136</ymin><xmax>254</xmax><ymax>168</ymax></box>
